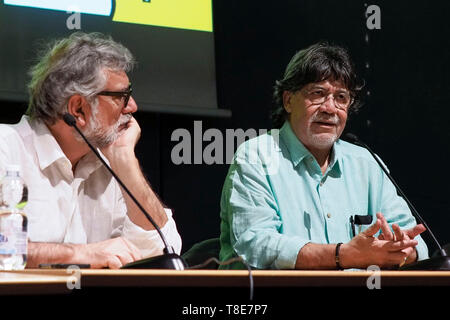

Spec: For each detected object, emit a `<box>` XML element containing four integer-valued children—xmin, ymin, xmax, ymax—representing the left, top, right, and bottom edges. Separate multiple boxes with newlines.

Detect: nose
<box><xmin>123</xmin><ymin>96</ymin><xmax>138</xmax><ymax>114</ymax></box>
<box><xmin>319</xmin><ymin>94</ymin><xmax>338</xmax><ymax>114</ymax></box>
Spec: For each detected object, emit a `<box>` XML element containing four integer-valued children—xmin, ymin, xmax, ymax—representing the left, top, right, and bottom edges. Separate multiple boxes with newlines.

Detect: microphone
<box><xmin>63</xmin><ymin>113</ymin><xmax>186</xmax><ymax>270</ymax></box>
<box><xmin>344</xmin><ymin>133</ymin><xmax>450</xmax><ymax>270</ymax></box>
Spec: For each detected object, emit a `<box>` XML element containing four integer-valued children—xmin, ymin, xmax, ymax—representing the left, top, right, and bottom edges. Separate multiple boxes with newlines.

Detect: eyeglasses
<box><xmin>97</xmin><ymin>83</ymin><xmax>133</xmax><ymax>109</ymax></box>
<box><xmin>302</xmin><ymin>86</ymin><xmax>353</xmax><ymax>111</ymax></box>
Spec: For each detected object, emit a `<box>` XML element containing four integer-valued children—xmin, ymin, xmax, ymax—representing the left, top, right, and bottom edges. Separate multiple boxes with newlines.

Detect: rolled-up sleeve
<box><xmin>221</xmin><ymin>144</ymin><xmax>308</xmax><ymax>269</ymax></box>
<box><xmin>122</xmin><ymin>208</ymin><xmax>182</xmax><ymax>257</ymax></box>
<box><xmin>111</xmin><ymin>181</ymin><xmax>182</xmax><ymax>258</ymax></box>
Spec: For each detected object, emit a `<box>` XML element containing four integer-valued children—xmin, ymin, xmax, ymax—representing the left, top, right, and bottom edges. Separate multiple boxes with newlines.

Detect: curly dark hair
<box><xmin>272</xmin><ymin>42</ymin><xmax>364</xmax><ymax>128</ymax></box>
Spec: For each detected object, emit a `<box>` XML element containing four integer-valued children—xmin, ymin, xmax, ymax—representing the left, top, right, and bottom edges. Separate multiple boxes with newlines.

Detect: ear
<box><xmin>282</xmin><ymin>91</ymin><xmax>293</xmax><ymax>113</ymax></box>
<box><xmin>67</xmin><ymin>95</ymin><xmax>89</xmax><ymax>127</ymax></box>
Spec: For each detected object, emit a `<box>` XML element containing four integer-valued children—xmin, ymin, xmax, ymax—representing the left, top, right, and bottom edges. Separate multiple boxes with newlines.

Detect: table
<box><xmin>2</xmin><ymin>269</ymin><xmax>449</xmax><ymax>317</ymax></box>
<box><xmin>0</xmin><ymin>270</ymin><xmax>73</xmax><ymax>295</ymax></box>
<box><xmin>2</xmin><ymin>269</ymin><xmax>450</xmax><ymax>292</ymax></box>
<box><xmin>59</xmin><ymin>269</ymin><xmax>450</xmax><ymax>287</ymax></box>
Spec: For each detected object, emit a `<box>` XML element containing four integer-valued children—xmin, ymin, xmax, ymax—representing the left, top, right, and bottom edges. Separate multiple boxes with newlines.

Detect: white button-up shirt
<box><xmin>0</xmin><ymin>116</ymin><xmax>182</xmax><ymax>258</ymax></box>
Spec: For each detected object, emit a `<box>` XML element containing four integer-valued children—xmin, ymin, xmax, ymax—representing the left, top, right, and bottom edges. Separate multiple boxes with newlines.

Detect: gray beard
<box><xmin>76</xmin><ymin>114</ymin><xmax>132</xmax><ymax>149</ymax></box>
<box><xmin>307</xmin><ymin>113</ymin><xmax>340</xmax><ymax>149</ymax></box>
<box><xmin>308</xmin><ymin>132</ymin><xmax>338</xmax><ymax>149</ymax></box>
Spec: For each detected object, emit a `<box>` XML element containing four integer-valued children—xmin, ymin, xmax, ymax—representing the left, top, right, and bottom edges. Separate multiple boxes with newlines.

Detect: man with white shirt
<box><xmin>0</xmin><ymin>32</ymin><xmax>181</xmax><ymax>269</ymax></box>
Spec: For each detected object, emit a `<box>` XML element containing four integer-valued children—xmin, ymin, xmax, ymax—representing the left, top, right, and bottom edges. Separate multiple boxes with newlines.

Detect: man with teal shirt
<box><xmin>219</xmin><ymin>43</ymin><xmax>428</xmax><ymax>270</ymax></box>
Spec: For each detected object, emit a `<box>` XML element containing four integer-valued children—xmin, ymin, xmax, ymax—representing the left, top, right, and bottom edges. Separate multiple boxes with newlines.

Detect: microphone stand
<box><xmin>345</xmin><ymin>133</ymin><xmax>450</xmax><ymax>270</ymax></box>
<box><xmin>63</xmin><ymin>114</ymin><xmax>186</xmax><ymax>270</ymax></box>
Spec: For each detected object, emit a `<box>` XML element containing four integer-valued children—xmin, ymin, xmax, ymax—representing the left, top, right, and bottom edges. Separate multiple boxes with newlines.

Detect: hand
<box><xmin>340</xmin><ymin>215</ymin><xmax>419</xmax><ymax>269</ymax></box>
<box><xmin>75</xmin><ymin>237</ymin><xmax>143</xmax><ymax>269</ymax></box>
<box><xmin>100</xmin><ymin>116</ymin><xmax>141</xmax><ymax>162</ymax></box>
<box><xmin>376</xmin><ymin>212</ymin><xmax>425</xmax><ymax>264</ymax></box>
<box><xmin>377</xmin><ymin>212</ymin><xmax>426</xmax><ymax>241</ymax></box>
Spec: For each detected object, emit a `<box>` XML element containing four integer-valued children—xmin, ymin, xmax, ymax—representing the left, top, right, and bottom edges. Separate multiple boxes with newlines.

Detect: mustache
<box><xmin>115</xmin><ymin>114</ymin><xmax>132</xmax><ymax>128</ymax></box>
<box><xmin>310</xmin><ymin>113</ymin><xmax>339</xmax><ymax>124</ymax></box>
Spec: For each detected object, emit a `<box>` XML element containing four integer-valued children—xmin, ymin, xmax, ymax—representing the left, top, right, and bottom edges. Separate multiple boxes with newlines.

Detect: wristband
<box><xmin>335</xmin><ymin>242</ymin><xmax>344</xmax><ymax>270</ymax></box>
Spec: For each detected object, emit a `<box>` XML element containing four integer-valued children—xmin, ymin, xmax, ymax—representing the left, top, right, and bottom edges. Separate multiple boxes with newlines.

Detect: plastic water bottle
<box><xmin>0</xmin><ymin>165</ymin><xmax>28</xmax><ymax>270</ymax></box>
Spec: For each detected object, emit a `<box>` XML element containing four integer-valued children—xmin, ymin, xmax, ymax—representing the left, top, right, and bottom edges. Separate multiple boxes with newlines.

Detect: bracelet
<box><xmin>335</xmin><ymin>242</ymin><xmax>344</xmax><ymax>270</ymax></box>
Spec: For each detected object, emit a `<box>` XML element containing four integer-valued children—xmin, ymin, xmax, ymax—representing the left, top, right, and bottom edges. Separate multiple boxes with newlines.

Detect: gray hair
<box><xmin>26</xmin><ymin>32</ymin><xmax>135</xmax><ymax>124</ymax></box>
<box><xmin>272</xmin><ymin>42</ymin><xmax>363</xmax><ymax>128</ymax></box>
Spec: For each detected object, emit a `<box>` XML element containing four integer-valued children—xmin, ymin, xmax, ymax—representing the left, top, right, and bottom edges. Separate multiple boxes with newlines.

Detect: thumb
<box><xmin>362</xmin><ymin>219</ymin><xmax>381</xmax><ymax>237</ymax></box>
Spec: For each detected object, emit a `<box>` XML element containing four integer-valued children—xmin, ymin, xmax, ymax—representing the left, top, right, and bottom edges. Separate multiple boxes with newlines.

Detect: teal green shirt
<box><xmin>219</xmin><ymin>121</ymin><xmax>429</xmax><ymax>269</ymax></box>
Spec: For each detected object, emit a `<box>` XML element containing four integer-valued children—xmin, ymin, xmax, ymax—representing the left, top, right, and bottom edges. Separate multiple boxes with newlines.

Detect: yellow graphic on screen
<box><xmin>113</xmin><ymin>0</ymin><xmax>212</xmax><ymax>32</ymax></box>
<box><xmin>3</xmin><ymin>0</ymin><xmax>213</xmax><ymax>32</ymax></box>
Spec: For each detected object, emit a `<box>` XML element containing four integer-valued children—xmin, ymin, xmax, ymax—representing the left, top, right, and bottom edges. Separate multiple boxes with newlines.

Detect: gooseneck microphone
<box><xmin>344</xmin><ymin>133</ymin><xmax>450</xmax><ymax>270</ymax></box>
<box><xmin>63</xmin><ymin>113</ymin><xmax>186</xmax><ymax>270</ymax></box>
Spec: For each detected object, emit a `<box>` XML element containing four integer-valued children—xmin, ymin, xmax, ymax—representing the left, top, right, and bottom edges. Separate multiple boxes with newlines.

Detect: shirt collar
<box><xmin>17</xmin><ymin>115</ymin><xmax>67</xmax><ymax>171</ymax></box>
<box><xmin>328</xmin><ymin>142</ymin><xmax>342</xmax><ymax>176</ymax></box>
<box><xmin>279</xmin><ymin>121</ymin><xmax>342</xmax><ymax>175</ymax></box>
<box><xmin>20</xmin><ymin>115</ymin><xmax>103</xmax><ymax>175</ymax></box>
<box><xmin>279</xmin><ymin>121</ymin><xmax>311</xmax><ymax>168</ymax></box>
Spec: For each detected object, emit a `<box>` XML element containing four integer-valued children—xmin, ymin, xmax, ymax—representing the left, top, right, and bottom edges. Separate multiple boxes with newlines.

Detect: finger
<box><xmin>386</xmin><ymin>239</ymin><xmax>418</xmax><ymax>252</ymax></box>
<box><xmin>388</xmin><ymin>252</ymin><xmax>409</xmax><ymax>266</ymax></box>
<box><xmin>401</xmin><ymin>247</ymin><xmax>415</xmax><ymax>258</ymax></box>
<box><xmin>405</xmin><ymin>224</ymin><xmax>426</xmax><ymax>239</ymax></box>
<box><xmin>112</xmin><ymin>241</ymin><xmax>135</xmax><ymax>266</ymax></box>
<box><xmin>392</xmin><ymin>224</ymin><xmax>404</xmax><ymax>242</ymax></box>
<box><xmin>107</xmin><ymin>256</ymin><xmax>123</xmax><ymax>269</ymax></box>
<box><xmin>363</xmin><ymin>218</ymin><xmax>381</xmax><ymax>237</ymax></box>
<box><xmin>376</xmin><ymin>213</ymin><xmax>393</xmax><ymax>241</ymax></box>
<box><xmin>116</xmin><ymin>252</ymin><xmax>134</xmax><ymax>267</ymax></box>
<box><xmin>129</xmin><ymin>245</ymin><xmax>143</xmax><ymax>261</ymax></box>
<box><xmin>122</xmin><ymin>238</ymin><xmax>143</xmax><ymax>261</ymax></box>
<box><xmin>90</xmin><ymin>261</ymin><xmax>108</xmax><ymax>269</ymax></box>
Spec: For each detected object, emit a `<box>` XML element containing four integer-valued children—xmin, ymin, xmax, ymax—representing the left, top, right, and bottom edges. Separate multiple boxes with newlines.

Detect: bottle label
<box><xmin>0</xmin><ymin>232</ymin><xmax>16</xmax><ymax>254</ymax></box>
<box><xmin>0</xmin><ymin>214</ymin><xmax>27</xmax><ymax>255</ymax></box>
<box><xmin>14</xmin><ymin>231</ymin><xmax>27</xmax><ymax>255</ymax></box>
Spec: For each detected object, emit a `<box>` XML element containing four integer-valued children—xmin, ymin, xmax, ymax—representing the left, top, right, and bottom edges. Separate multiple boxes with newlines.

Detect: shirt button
<box><xmin>327</xmin><ymin>213</ymin><xmax>332</xmax><ymax>218</ymax></box>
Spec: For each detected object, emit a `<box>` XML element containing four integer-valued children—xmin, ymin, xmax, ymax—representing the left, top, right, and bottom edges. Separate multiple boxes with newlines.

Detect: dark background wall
<box><xmin>1</xmin><ymin>0</ymin><xmax>449</xmax><ymax>256</ymax></box>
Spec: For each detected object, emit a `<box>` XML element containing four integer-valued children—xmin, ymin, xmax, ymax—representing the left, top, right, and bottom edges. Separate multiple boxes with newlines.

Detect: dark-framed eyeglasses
<box><xmin>97</xmin><ymin>83</ymin><xmax>133</xmax><ymax>109</ymax></box>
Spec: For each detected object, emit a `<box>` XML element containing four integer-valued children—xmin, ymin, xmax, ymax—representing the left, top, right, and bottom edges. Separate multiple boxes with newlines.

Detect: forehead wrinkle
<box><xmin>305</xmin><ymin>80</ymin><xmax>349</xmax><ymax>92</ymax></box>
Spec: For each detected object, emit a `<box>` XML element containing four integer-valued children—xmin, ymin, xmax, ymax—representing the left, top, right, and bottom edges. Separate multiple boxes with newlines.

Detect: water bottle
<box><xmin>0</xmin><ymin>164</ymin><xmax>28</xmax><ymax>270</ymax></box>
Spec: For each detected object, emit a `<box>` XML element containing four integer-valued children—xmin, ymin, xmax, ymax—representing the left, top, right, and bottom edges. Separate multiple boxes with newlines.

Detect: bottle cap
<box><xmin>5</xmin><ymin>164</ymin><xmax>20</xmax><ymax>172</ymax></box>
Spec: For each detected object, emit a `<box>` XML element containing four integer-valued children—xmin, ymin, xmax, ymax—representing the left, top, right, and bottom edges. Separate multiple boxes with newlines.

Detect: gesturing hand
<box><xmin>341</xmin><ymin>214</ymin><xmax>421</xmax><ymax>269</ymax></box>
<box><xmin>376</xmin><ymin>212</ymin><xmax>426</xmax><ymax>265</ymax></box>
<box><xmin>376</xmin><ymin>212</ymin><xmax>426</xmax><ymax>242</ymax></box>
